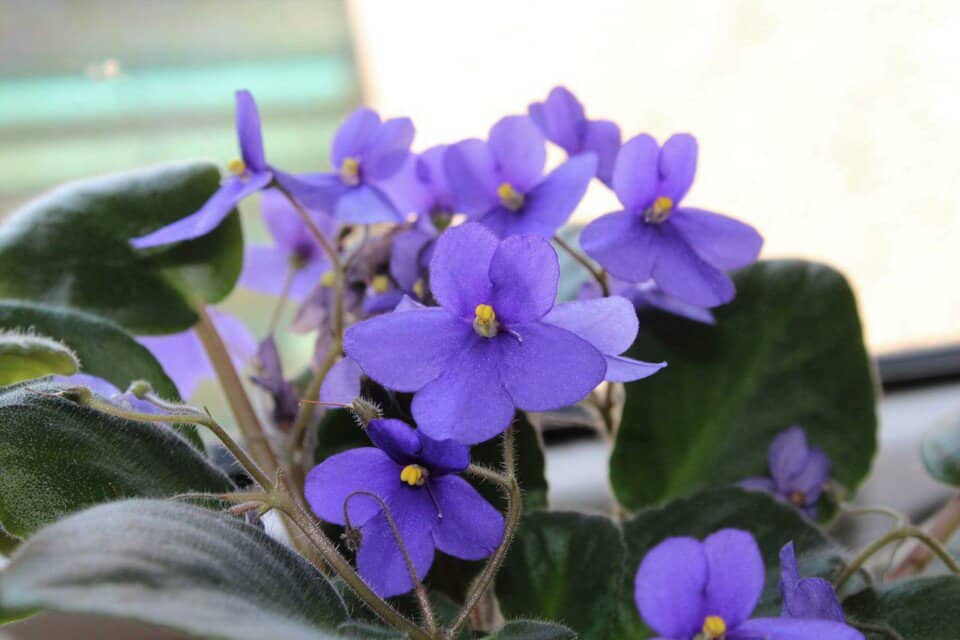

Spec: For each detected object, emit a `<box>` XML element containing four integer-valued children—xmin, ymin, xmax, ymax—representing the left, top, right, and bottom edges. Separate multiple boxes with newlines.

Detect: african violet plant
<box><xmin>0</xmin><ymin>85</ymin><xmax>956</xmax><ymax>639</ymax></box>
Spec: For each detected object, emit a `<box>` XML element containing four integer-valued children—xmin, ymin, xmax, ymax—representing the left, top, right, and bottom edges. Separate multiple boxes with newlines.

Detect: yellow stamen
<box><xmin>645</xmin><ymin>195</ymin><xmax>674</xmax><ymax>223</ymax></box>
<box><xmin>340</xmin><ymin>156</ymin><xmax>361</xmax><ymax>186</ymax></box>
<box><xmin>473</xmin><ymin>303</ymin><xmax>499</xmax><ymax>338</ymax></box>
<box><xmin>320</xmin><ymin>271</ymin><xmax>336</xmax><ymax>287</ymax></box>
<box><xmin>400</xmin><ymin>464</ymin><xmax>427</xmax><ymax>487</ymax></box>
<box><xmin>227</xmin><ymin>158</ymin><xmax>246</xmax><ymax>176</ymax></box>
<box><xmin>371</xmin><ymin>274</ymin><xmax>391</xmax><ymax>294</ymax></box>
<box><xmin>789</xmin><ymin>490</ymin><xmax>807</xmax><ymax>507</ymax></box>
<box><xmin>702</xmin><ymin>615</ymin><xmax>726</xmax><ymax>639</ymax></box>
<box><xmin>412</xmin><ymin>278</ymin><xmax>426</xmax><ymax>300</ymax></box>
<box><xmin>497</xmin><ymin>182</ymin><xmax>525</xmax><ymax>211</ymax></box>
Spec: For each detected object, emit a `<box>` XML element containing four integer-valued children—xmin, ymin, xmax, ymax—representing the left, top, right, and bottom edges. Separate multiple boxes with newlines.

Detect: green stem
<box><xmin>835</xmin><ymin>525</ymin><xmax>960</xmax><ymax>590</ymax></box>
<box><xmin>889</xmin><ymin>493</ymin><xmax>960</xmax><ymax>579</ymax></box>
<box><xmin>553</xmin><ymin>234</ymin><xmax>610</xmax><ymax>297</ymax></box>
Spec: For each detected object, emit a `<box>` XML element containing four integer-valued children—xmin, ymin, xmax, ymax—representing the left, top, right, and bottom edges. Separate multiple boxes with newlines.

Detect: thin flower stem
<box><xmin>553</xmin><ymin>234</ymin><xmax>610</xmax><ymax>297</ymax></box>
<box><xmin>449</xmin><ymin>426</ymin><xmax>522</xmax><ymax>637</ymax></box>
<box><xmin>344</xmin><ymin>491</ymin><xmax>438</xmax><ymax>636</ymax></box>
<box><xmin>834</xmin><ymin>525</ymin><xmax>960</xmax><ymax>590</ymax></box>
<box><xmin>888</xmin><ymin>493</ymin><xmax>960</xmax><ymax>579</ymax></box>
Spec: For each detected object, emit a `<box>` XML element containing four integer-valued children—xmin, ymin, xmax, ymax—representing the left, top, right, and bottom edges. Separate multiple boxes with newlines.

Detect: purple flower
<box><xmin>581</xmin><ymin>134</ymin><xmax>763</xmax><ymax>307</ymax></box>
<box><xmin>137</xmin><ymin>309</ymin><xmax>256</xmax><ymax>398</ymax></box>
<box><xmin>528</xmin><ymin>86</ymin><xmax>621</xmax><ymax>186</ymax></box>
<box><xmin>634</xmin><ymin>529</ymin><xmax>863</xmax><ymax>640</ymax></box>
<box><xmin>382</xmin><ymin>145</ymin><xmax>455</xmax><ymax>220</ymax></box>
<box><xmin>779</xmin><ymin>542</ymin><xmax>847</xmax><ymax>623</ymax></box>
<box><xmin>53</xmin><ymin>373</ymin><xmax>158</xmax><ymax>414</ymax></box>
<box><xmin>239</xmin><ymin>189</ymin><xmax>334</xmax><ymax>302</ymax></box>
<box><xmin>343</xmin><ymin>223</ymin><xmax>613</xmax><ymax>444</ymax></box>
<box><xmin>249</xmin><ymin>336</ymin><xmax>299</xmax><ymax>430</ymax></box>
<box><xmin>444</xmin><ymin>115</ymin><xmax>596</xmax><ymax>238</ymax></box>
<box><xmin>305</xmin><ymin>418</ymin><xmax>504</xmax><ymax>597</ymax></box>
<box><xmin>293</xmin><ymin>108</ymin><xmax>414</xmax><ymax>224</ymax></box>
<box><xmin>740</xmin><ymin>426</ymin><xmax>831</xmax><ymax>517</ymax></box>
<box><xmin>578</xmin><ymin>278</ymin><xmax>716</xmax><ymax>325</ymax></box>
<box><xmin>319</xmin><ymin>357</ymin><xmax>364</xmax><ymax>405</ymax></box>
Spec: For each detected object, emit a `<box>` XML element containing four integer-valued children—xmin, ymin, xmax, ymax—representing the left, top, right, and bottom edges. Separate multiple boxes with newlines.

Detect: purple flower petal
<box><xmin>528</xmin><ymin>86</ymin><xmax>585</xmax><ymax>155</ymax></box>
<box><xmin>489</xmin><ymin>234</ymin><xmax>559</xmax><ymax>324</ymax></box>
<box><xmin>304</xmin><ymin>447</ymin><xmax>401</xmax><ymax>526</ymax></box>
<box><xmin>703</xmin><ymin>529</ymin><xmax>765</xmax><ymax>628</ymax></box>
<box><xmin>582</xmin><ymin>119</ymin><xmax>621</xmax><ymax>186</ymax></box>
<box><xmin>657</xmin><ymin>134</ymin><xmax>698</xmax><ymax>204</ymax></box>
<box><xmin>239</xmin><ymin>246</ymin><xmax>294</xmax><ymax>297</ymax></box>
<box><xmin>444</xmin><ymin>139</ymin><xmax>499</xmax><ymax>216</ymax></box>
<box><xmin>274</xmin><ymin>171</ymin><xmax>345</xmax><ymax>215</ymax></box>
<box><xmin>581</xmin><ymin>210</ymin><xmax>658</xmax><ymax>282</ymax></box>
<box><xmin>343</xmin><ymin>308</ymin><xmax>471</xmax><ymax>392</ymax></box>
<box><xmin>503</xmin><ymin>153</ymin><xmax>596</xmax><ymax>237</ymax></box>
<box><xmin>390</xmin><ymin>228</ymin><xmax>434</xmax><ymax>292</ymax></box>
<box><xmin>499</xmin><ymin>322</ymin><xmax>606</xmax><ymax>412</ymax></box>
<box><xmin>627</xmin><ymin>281</ymin><xmax>717</xmax><ymax>325</ymax></box>
<box><xmin>428</xmin><ymin>223</ymin><xmax>498</xmax><ymax>318</ymax></box>
<box><xmin>780</xmin><ymin>542</ymin><xmax>846</xmax><ymax>623</ymax></box>
<box><xmin>363</xmin><ymin>117</ymin><xmax>415</xmax><ymax>181</ymax></box>
<box><xmin>412</xmin><ymin>339</ymin><xmax>516</xmax><ymax>445</ymax></box>
<box><xmin>604</xmin><ymin>355</ymin><xmax>666</xmax><ymax>382</ymax></box>
<box><xmin>261</xmin><ymin>188</ymin><xmax>334</xmax><ymax>254</ymax></box>
<box><xmin>769</xmin><ymin>427</ymin><xmax>811</xmax><ymax>491</ymax></box>
<box><xmin>336</xmin><ymin>184</ymin><xmax>403</xmax><ymax>224</ymax></box>
<box><xmin>235</xmin><ymin>90</ymin><xmax>267</xmax><ymax>172</ymax></box>
<box><xmin>366</xmin><ymin>418</ymin><xmax>422</xmax><ymax>465</ymax></box>
<box><xmin>733</xmin><ymin>617</ymin><xmax>864</xmax><ymax>640</ymax></box>
<box><xmin>634</xmin><ymin>536</ymin><xmax>708</xmax><ymax>639</ymax></box>
<box><xmin>612</xmin><ymin>134</ymin><xmax>659</xmax><ymax>210</ymax></box>
<box><xmin>137</xmin><ymin>331</ymin><xmax>208</xmax><ymax>398</ymax></box>
<box><xmin>319</xmin><ymin>356</ymin><xmax>362</xmax><ymax>405</ymax></box>
<box><xmin>670</xmin><ymin>208</ymin><xmax>763</xmax><ymax>271</ymax></box>
<box><xmin>131</xmin><ymin>172</ymin><xmax>271</xmax><ymax>248</ymax></box>
<box><xmin>416</xmin><ymin>433</ymin><xmax>470</xmax><ymax>474</ymax></box>
<box><xmin>431</xmin><ymin>475</ymin><xmax>504</xmax><ymax>559</ymax></box>
<box><xmin>53</xmin><ymin>373</ymin><xmax>159</xmax><ymax>414</ymax></box>
<box><xmin>542</xmin><ymin>296</ymin><xmax>637</xmax><ymax>356</ymax></box>
<box><xmin>331</xmin><ymin>107</ymin><xmax>381</xmax><ymax>168</ymax></box>
<box><xmin>488</xmin><ymin>115</ymin><xmax>546</xmax><ymax>192</ymax></box>
<box><xmin>789</xmin><ymin>447</ymin><xmax>831</xmax><ymax>502</ymax></box>
<box><xmin>363</xmin><ymin>288</ymin><xmax>404</xmax><ymax>316</ymax></box>
<box><xmin>739</xmin><ymin>476</ymin><xmax>777</xmax><ymax>494</ymax></box>
<box><xmin>652</xmin><ymin>224</ymin><xmax>736</xmax><ymax>307</ymax></box>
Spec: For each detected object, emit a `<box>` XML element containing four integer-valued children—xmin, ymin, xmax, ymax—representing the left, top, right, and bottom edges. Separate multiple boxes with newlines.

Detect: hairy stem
<box><xmin>553</xmin><ymin>234</ymin><xmax>610</xmax><ymax>297</ymax></box>
<box><xmin>835</xmin><ymin>525</ymin><xmax>960</xmax><ymax>590</ymax></box>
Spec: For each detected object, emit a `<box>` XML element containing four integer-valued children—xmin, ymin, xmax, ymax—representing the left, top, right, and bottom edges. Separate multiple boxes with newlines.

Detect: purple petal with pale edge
<box><xmin>379</xmin><ymin>155</ymin><xmax>432</xmax><ymax>217</ymax></box>
<box><xmin>651</xmin><ymin>224</ymin><xmax>736</xmax><ymax>307</ymax></box>
<box><xmin>235</xmin><ymin>90</ymin><xmax>266</xmax><ymax>172</ymax></box>
<box><xmin>488</xmin><ymin>115</ymin><xmax>546</xmax><ymax>192</ymax></box>
<box><xmin>429</xmin><ymin>223</ymin><xmax>497</xmax><ymax>318</ymax></box>
<box><xmin>137</xmin><ymin>330</ymin><xmax>209</xmax><ymax>399</ymax></box>
<box><xmin>703</xmin><ymin>529</ymin><xmax>764</xmax><ymax>628</ymax></box>
<box><xmin>789</xmin><ymin>447</ymin><xmax>831</xmax><ymax>502</ymax></box>
<box><xmin>780</xmin><ymin>542</ymin><xmax>846</xmax><ymax>623</ymax></box>
<box><xmin>604</xmin><ymin>355</ymin><xmax>665</xmax><ymax>383</ymax></box>
<box><xmin>499</xmin><ymin>323</ymin><xmax>606</xmax><ymax>412</ymax></box>
<box><xmin>543</xmin><ymin>296</ymin><xmax>637</xmax><ymax>355</ymax></box>
<box><xmin>444</xmin><ymin>139</ymin><xmax>499</xmax><ymax>216</ymax></box>
<box><xmin>412</xmin><ymin>339</ymin><xmax>515</xmax><ymax>445</ymax></box>
<box><xmin>273</xmin><ymin>171</ymin><xmax>343</xmax><ymax>215</ymax></box>
<box><xmin>343</xmin><ymin>308</ymin><xmax>471</xmax><ymax>392</ymax></box>
<box><xmin>612</xmin><ymin>134</ymin><xmax>660</xmax><ymax>210</ymax></box>
<box><xmin>769</xmin><ymin>426</ymin><xmax>811</xmax><ymax>491</ymax></box>
<box><xmin>335</xmin><ymin>184</ymin><xmax>403</xmax><ymax>224</ymax></box>
<box><xmin>356</xmin><ymin>489</ymin><xmax>438</xmax><ymax>598</ymax></box>
<box><xmin>657</xmin><ymin>133</ymin><xmax>698</xmax><ymax>204</ymax></box>
<box><xmin>582</xmin><ymin>119</ymin><xmax>621</xmax><ymax>185</ymax></box>
<box><xmin>417</xmin><ymin>433</ymin><xmax>470</xmax><ymax>474</ymax></box>
<box><xmin>431</xmin><ymin>475</ymin><xmax>504</xmax><ymax>559</ymax></box>
<box><xmin>319</xmin><ymin>356</ymin><xmax>362</xmax><ymax>405</ymax></box>
<box><xmin>489</xmin><ymin>234</ymin><xmax>559</xmax><ymax>324</ymax></box>
<box><xmin>529</xmin><ymin>86</ymin><xmax>585</xmax><ymax>155</ymax></box>
<box><xmin>131</xmin><ymin>172</ymin><xmax>270</xmax><ymax>248</ymax></box>
<box><xmin>634</xmin><ymin>536</ymin><xmax>708</xmax><ymax>639</ymax></box>
<box><xmin>740</xmin><ymin>477</ymin><xmax>777</xmax><ymax>494</ymax></box>
<box><xmin>733</xmin><ymin>617</ymin><xmax>864</xmax><ymax>640</ymax></box>
<box><xmin>304</xmin><ymin>447</ymin><xmax>400</xmax><ymax>526</ymax></box>
<box><xmin>366</xmin><ymin>418</ymin><xmax>421</xmax><ymax>465</ymax></box>
<box><xmin>418</xmin><ymin>145</ymin><xmax>452</xmax><ymax>201</ymax></box>
<box><xmin>390</xmin><ymin>228</ymin><xmax>433</xmax><ymax>292</ymax></box>
<box><xmin>512</xmin><ymin>153</ymin><xmax>597</xmax><ymax>237</ymax></box>
<box><xmin>239</xmin><ymin>246</ymin><xmax>293</xmax><ymax>297</ymax></box>
<box><xmin>331</xmin><ymin>107</ymin><xmax>381</xmax><ymax>168</ymax></box>
<box><xmin>363</xmin><ymin>117</ymin><xmax>415</xmax><ymax>180</ymax></box>
<box><xmin>629</xmin><ymin>282</ymin><xmax>718</xmax><ymax>323</ymax></box>
<box><xmin>581</xmin><ymin>210</ymin><xmax>657</xmax><ymax>283</ymax></box>
<box><xmin>395</xmin><ymin>295</ymin><xmax>426</xmax><ymax>312</ymax></box>
<box><xmin>670</xmin><ymin>208</ymin><xmax>763</xmax><ymax>270</ymax></box>
<box><xmin>363</xmin><ymin>289</ymin><xmax>404</xmax><ymax>316</ymax></box>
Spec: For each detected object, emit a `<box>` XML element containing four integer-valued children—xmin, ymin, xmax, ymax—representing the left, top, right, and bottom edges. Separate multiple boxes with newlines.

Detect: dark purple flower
<box><xmin>528</xmin><ymin>86</ymin><xmax>621</xmax><ymax>186</ymax></box>
<box><xmin>343</xmin><ymin>223</ymin><xmax>613</xmax><ymax>444</ymax></box>
<box><xmin>444</xmin><ymin>115</ymin><xmax>596</xmax><ymax>238</ymax></box>
<box><xmin>740</xmin><ymin>426</ymin><xmax>831</xmax><ymax>517</ymax></box>
<box><xmin>292</xmin><ymin>108</ymin><xmax>414</xmax><ymax>224</ymax></box>
<box><xmin>305</xmin><ymin>418</ymin><xmax>504</xmax><ymax>597</ymax></box>
<box><xmin>249</xmin><ymin>336</ymin><xmax>299</xmax><ymax>430</ymax></box>
<box><xmin>137</xmin><ymin>309</ymin><xmax>256</xmax><ymax>398</ymax></box>
<box><xmin>581</xmin><ymin>134</ymin><xmax>763</xmax><ymax>307</ymax></box>
<box><xmin>239</xmin><ymin>189</ymin><xmax>334</xmax><ymax>302</ymax></box>
<box><xmin>779</xmin><ymin>542</ymin><xmax>846</xmax><ymax>623</ymax></box>
<box><xmin>634</xmin><ymin>529</ymin><xmax>863</xmax><ymax>640</ymax></box>
<box><xmin>53</xmin><ymin>373</ymin><xmax>158</xmax><ymax>414</ymax></box>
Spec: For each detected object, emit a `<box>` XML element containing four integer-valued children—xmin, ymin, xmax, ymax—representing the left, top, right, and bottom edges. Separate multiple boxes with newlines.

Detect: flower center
<box><xmin>400</xmin><ymin>464</ymin><xmax>428</xmax><ymax>487</ymax></box>
<box><xmin>340</xmin><ymin>156</ymin><xmax>361</xmax><ymax>186</ymax></box>
<box><xmin>320</xmin><ymin>270</ymin><xmax>336</xmax><ymax>287</ymax></box>
<box><xmin>412</xmin><ymin>278</ymin><xmax>426</xmax><ymax>300</ymax></box>
<box><xmin>644</xmin><ymin>195</ymin><xmax>674</xmax><ymax>223</ymax></box>
<box><xmin>227</xmin><ymin>158</ymin><xmax>247</xmax><ymax>176</ymax></box>
<box><xmin>701</xmin><ymin>615</ymin><xmax>726</xmax><ymax>639</ymax></box>
<box><xmin>371</xmin><ymin>274</ymin><xmax>391</xmax><ymax>294</ymax></box>
<box><xmin>789</xmin><ymin>490</ymin><xmax>807</xmax><ymax>507</ymax></box>
<box><xmin>473</xmin><ymin>304</ymin><xmax>500</xmax><ymax>338</ymax></box>
<box><xmin>497</xmin><ymin>182</ymin><xmax>525</xmax><ymax>211</ymax></box>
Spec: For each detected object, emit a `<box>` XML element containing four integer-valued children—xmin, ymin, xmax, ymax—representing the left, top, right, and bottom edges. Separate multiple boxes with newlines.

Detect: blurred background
<box><xmin>1</xmin><ymin>3</ymin><xmax>960</xmax><ymax>635</ymax></box>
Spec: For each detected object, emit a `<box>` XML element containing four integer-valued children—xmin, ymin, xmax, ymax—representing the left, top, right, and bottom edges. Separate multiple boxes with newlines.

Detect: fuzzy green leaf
<box><xmin>0</xmin><ymin>331</ymin><xmax>78</xmax><ymax>385</ymax></box>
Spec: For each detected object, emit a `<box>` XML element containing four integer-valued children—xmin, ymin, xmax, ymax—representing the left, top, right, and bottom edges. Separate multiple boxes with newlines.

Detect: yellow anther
<box><xmin>412</xmin><ymin>278</ymin><xmax>426</xmax><ymax>300</ymax></box>
<box><xmin>497</xmin><ymin>182</ymin><xmax>525</xmax><ymax>211</ymax></box>
<box><xmin>645</xmin><ymin>195</ymin><xmax>674</xmax><ymax>223</ymax></box>
<box><xmin>320</xmin><ymin>271</ymin><xmax>336</xmax><ymax>287</ymax></box>
<box><xmin>371</xmin><ymin>274</ymin><xmax>391</xmax><ymax>294</ymax></box>
<box><xmin>400</xmin><ymin>464</ymin><xmax>427</xmax><ymax>487</ymax></box>
<box><xmin>702</xmin><ymin>615</ymin><xmax>726</xmax><ymax>639</ymax></box>
<box><xmin>227</xmin><ymin>158</ymin><xmax>246</xmax><ymax>176</ymax></box>
<box><xmin>789</xmin><ymin>490</ymin><xmax>807</xmax><ymax>507</ymax></box>
<box><xmin>473</xmin><ymin>303</ymin><xmax>499</xmax><ymax>338</ymax></box>
<box><xmin>340</xmin><ymin>156</ymin><xmax>361</xmax><ymax>186</ymax></box>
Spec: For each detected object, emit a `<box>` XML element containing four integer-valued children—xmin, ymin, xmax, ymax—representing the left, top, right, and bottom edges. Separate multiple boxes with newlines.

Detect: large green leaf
<box><xmin>0</xmin><ymin>330</ymin><xmax>78</xmax><ymax>385</ymax></box>
<box><xmin>0</xmin><ymin>500</ymin><xmax>348</xmax><ymax>640</ymax></box>
<box><xmin>496</xmin><ymin>488</ymin><xmax>840</xmax><ymax>640</ymax></box>
<box><xmin>611</xmin><ymin>260</ymin><xmax>878</xmax><ymax>511</ymax></box>
<box><xmin>843</xmin><ymin>576</ymin><xmax>960</xmax><ymax>639</ymax></box>
<box><xmin>0</xmin><ymin>162</ymin><xmax>243</xmax><ymax>334</ymax></box>
<box><xmin>485</xmin><ymin>621</ymin><xmax>577</xmax><ymax>639</ymax></box>
<box><xmin>0</xmin><ymin>379</ymin><xmax>232</xmax><ymax>539</ymax></box>
<box><xmin>921</xmin><ymin>415</ymin><xmax>960</xmax><ymax>486</ymax></box>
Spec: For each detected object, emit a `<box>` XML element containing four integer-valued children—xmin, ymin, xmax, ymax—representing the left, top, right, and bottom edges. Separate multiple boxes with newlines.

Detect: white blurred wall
<box><xmin>349</xmin><ymin>0</ymin><xmax>960</xmax><ymax>354</ymax></box>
